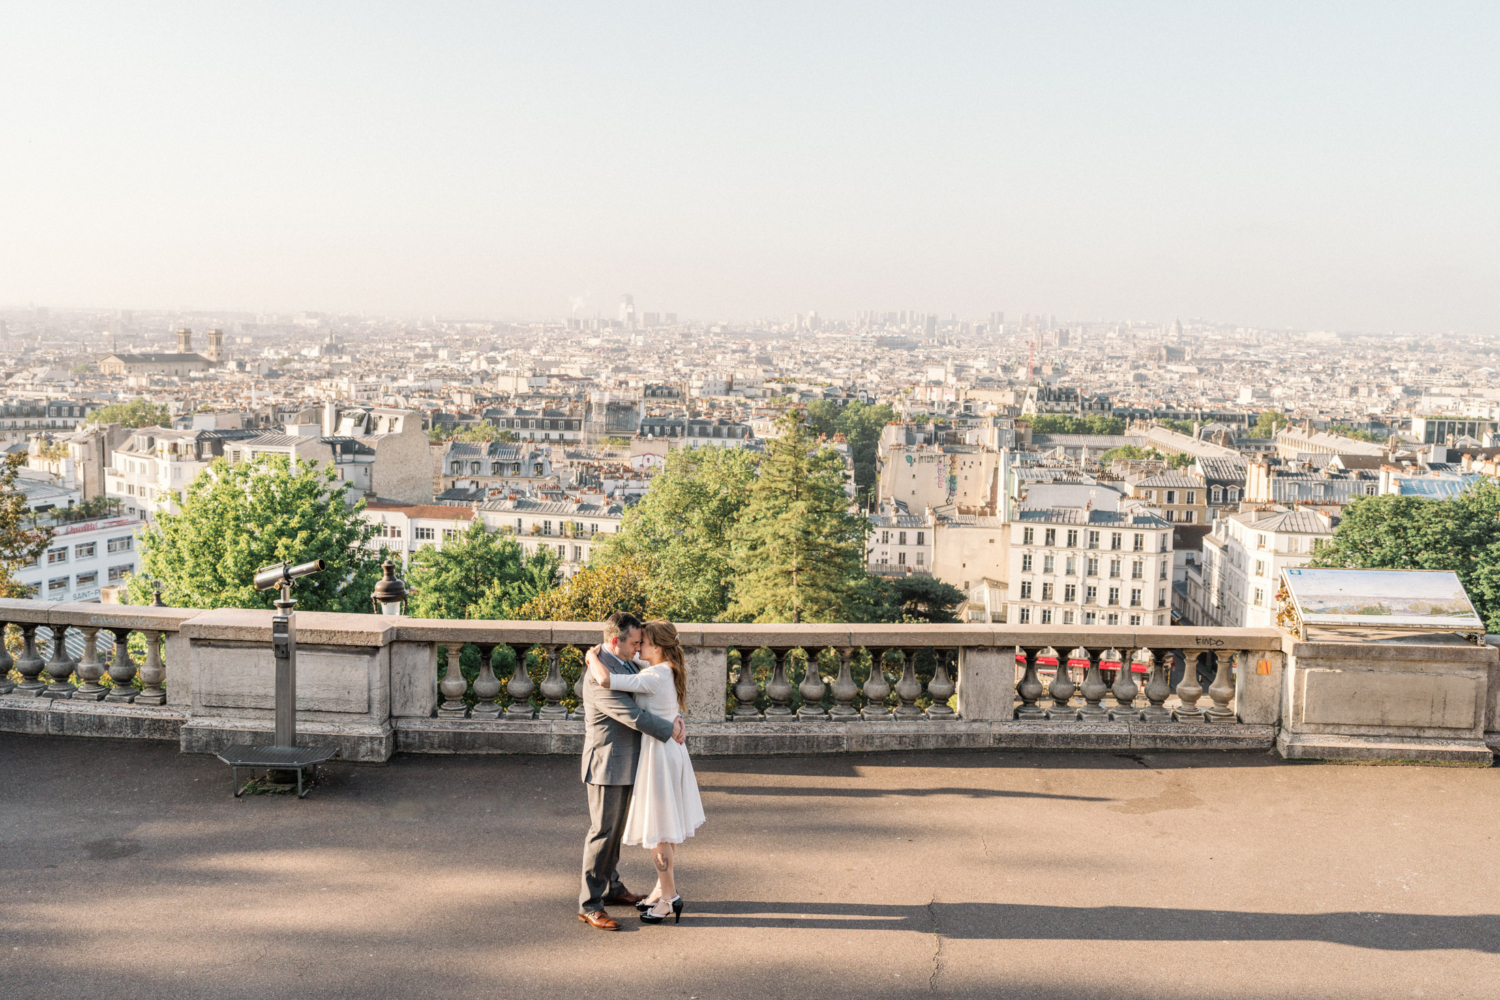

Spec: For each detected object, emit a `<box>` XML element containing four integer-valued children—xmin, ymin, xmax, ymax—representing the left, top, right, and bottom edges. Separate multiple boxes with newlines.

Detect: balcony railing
<box><xmin>1</xmin><ymin>599</ymin><xmax>1494</xmax><ymax>764</ymax></box>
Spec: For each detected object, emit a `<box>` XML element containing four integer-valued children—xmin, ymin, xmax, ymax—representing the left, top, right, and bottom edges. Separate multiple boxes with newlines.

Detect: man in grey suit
<box><xmin>578</xmin><ymin>611</ymin><xmax>686</xmax><ymax>930</ymax></box>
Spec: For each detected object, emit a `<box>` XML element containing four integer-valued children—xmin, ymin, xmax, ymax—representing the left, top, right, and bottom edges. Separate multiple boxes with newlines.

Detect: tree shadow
<box><xmin>710</xmin><ymin>785</ymin><xmax>1110</xmax><ymax>801</ymax></box>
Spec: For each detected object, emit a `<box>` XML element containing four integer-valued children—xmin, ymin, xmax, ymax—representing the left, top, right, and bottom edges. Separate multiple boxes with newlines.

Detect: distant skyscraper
<box><xmin>619</xmin><ymin>294</ymin><xmax>636</xmax><ymax>329</ymax></box>
<box><xmin>924</xmin><ymin>314</ymin><xmax>937</xmax><ymax>338</ymax></box>
<box><xmin>1057</xmin><ymin>328</ymin><xmax>1070</xmax><ymax>348</ymax></box>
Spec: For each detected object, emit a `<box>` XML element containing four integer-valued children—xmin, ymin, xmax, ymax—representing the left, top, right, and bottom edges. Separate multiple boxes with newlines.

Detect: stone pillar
<box><xmin>892</xmin><ymin>649</ymin><xmax>923</xmax><ymax>719</ymax></box>
<box><xmin>14</xmin><ymin>623</ymin><xmax>46</xmax><ymax>695</ymax></box>
<box><xmin>684</xmin><ymin>645</ymin><xmax>728</xmax><ymax>724</ymax></box>
<box><xmin>43</xmin><ymin>625</ymin><xmax>76</xmax><ymax>699</ymax></box>
<box><xmin>1045</xmin><ymin>646</ymin><xmax>1076</xmax><ymax>721</ymax></box>
<box><xmin>471</xmin><ymin>643</ymin><xmax>502</xmax><ymax>719</ymax></box>
<box><xmin>731</xmin><ymin>648</ymin><xmax>761</xmax><ymax>720</ymax></box>
<box><xmin>1140</xmin><ymin>649</ymin><xmax>1171</xmax><ymax>722</ymax></box>
<box><xmin>926</xmin><ymin>650</ymin><xmax>956</xmax><ymax>720</ymax></box>
<box><xmin>1204</xmin><ymin>650</ymin><xmax>1238</xmax><ymax>723</ymax></box>
<box><xmin>0</xmin><ymin>624</ymin><xmax>13</xmax><ymax>695</ymax></box>
<box><xmin>437</xmin><ymin>641</ymin><xmax>469</xmax><ymax>718</ymax></box>
<box><xmin>1108</xmin><ymin>648</ymin><xmax>1140</xmax><ymax>721</ymax></box>
<box><xmin>537</xmin><ymin>645</ymin><xmax>569</xmax><ymax>720</ymax></box>
<box><xmin>954</xmin><ymin>645</ymin><xmax>1012</xmax><ymax>722</ymax></box>
<box><xmin>829</xmin><ymin>647</ymin><xmax>859</xmax><ymax>720</ymax></box>
<box><xmin>1076</xmin><ymin>646</ymin><xmax>1108</xmax><ymax>721</ymax></box>
<box><xmin>504</xmin><ymin>646</ymin><xmax>535</xmax><ymax>718</ymax></box>
<box><xmin>764</xmin><ymin>649</ymin><xmax>794</xmax><ymax>717</ymax></box>
<box><xmin>74</xmin><ymin>628</ymin><xmax>106</xmax><ymax>701</ymax></box>
<box><xmin>1174</xmin><ymin>650</ymin><xmax>1206</xmax><ymax>722</ymax></box>
<box><xmin>104</xmin><ymin>628</ymin><xmax>136</xmax><ymax>703</ymax></box>
<box><xmin>135</xmin><ymin>630</ymin><xmax>166</xmax><ymax>706</ymax></box>
<box><xmin>861</xmin><ymin>648</ymin><xmax>892</xmax><ymax>720</ymax></box>
<box><xmin>1015</xmin><ymin>647</ymin><xmax>1045</xmax><ymax>720</ymax></box>
<box><xmin>797</xmin><ymin>648</ymin><xmax>828</xmax><ymax>721</ymax></box>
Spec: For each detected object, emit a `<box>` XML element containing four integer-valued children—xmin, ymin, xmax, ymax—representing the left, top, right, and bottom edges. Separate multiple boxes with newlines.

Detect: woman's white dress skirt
<box><xmin>609</xmin><ymin>663</ymin><xmax>706</xmax><ymax>848</ymax></box>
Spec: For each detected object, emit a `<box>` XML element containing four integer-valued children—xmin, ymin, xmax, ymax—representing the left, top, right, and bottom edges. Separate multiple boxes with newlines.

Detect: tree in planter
<box><xmin>124</xmin><ymin>455</ymin><xmax>383</xmax><ymax>612</ymax></box>
<box><xmin>406</xmin><ymin>520</ymin><xmax>559</xmax><ymax>620</ymax></box>
<box><xmin>0</xmin><ymin>453</ymin><xmax>55</xmax><ymax>599</ymax></box>
<box><xmin>594</xmin><ymin>446</ymin><xmax>758</xmax><ymax>622</ymax></box>
<box><xmin>725</xmin><ymin>411</ymin><xmax>877</xmax><ymax>623</ymax></box>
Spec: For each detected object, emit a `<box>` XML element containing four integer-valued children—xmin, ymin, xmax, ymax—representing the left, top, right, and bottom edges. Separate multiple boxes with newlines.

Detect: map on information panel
<box><xmin>1281</xmin><ymin>567</ymin><xmax>1483</xmax><ymax>631</ymax></box>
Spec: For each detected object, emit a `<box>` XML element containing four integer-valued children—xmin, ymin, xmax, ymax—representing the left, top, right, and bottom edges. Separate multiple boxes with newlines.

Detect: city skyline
<box><xmin>3</xmin><ymin>5</ymin><xmax>1497</xmax><ymax>332</ymax></box>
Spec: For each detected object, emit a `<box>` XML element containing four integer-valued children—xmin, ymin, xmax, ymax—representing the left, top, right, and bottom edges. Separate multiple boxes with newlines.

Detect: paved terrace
<box><xmin>3</xmin><ymin>733</ymin><xmax>1498</xmax><ymax>999</ymax></box>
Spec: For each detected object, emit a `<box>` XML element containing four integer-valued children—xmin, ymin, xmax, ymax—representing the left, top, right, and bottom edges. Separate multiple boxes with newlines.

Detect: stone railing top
<box><xmin>180</xmin><ymin>609</ymin><xmax>395</xmax><ymax>647</ymax></box>
<box><xmin>0</xmin><ymin>598</ymin><xmax>200</xmax><ymax>631</ymax></box>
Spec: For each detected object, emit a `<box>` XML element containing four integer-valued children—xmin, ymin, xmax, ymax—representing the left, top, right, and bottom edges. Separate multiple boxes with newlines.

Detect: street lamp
<box><xmin>372</xmin><ymin>559</ymin><xmax>408</xmax><ymax>616</ymax></box>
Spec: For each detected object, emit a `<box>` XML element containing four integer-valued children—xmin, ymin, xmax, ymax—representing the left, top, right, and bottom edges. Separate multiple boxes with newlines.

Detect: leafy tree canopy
<box><xmin>1253</xmin><ymin>410</ymin><xmax>1289</xmax><ymax>437</ymax></box>
<box><xmin>85</xmin><ymin>399</ymin><xmax>171</xmax><ymax>429</ymax></box>
<box><xmin>890</xmin><ymin>576</ymin><xmax>967</xmax><ymax>624</ymax></box>
<box><xmin>1100</xmin><ymin>445</ymin><xmax>1164</xmax><ymax>463</ymax></box>
<box><xmin>1309</xmin><ymin>480</ymin><xmax>1500</xmax><ymax>631</ymax></box>
<box><xmin>804</xmin><ymin>399</ymin><xmax>898</xmax><ymax>505</ymax></box>
<box><xmin>125</xmin><ymin>455</ymin><xmax>383</xmax><ymax>612</ymax></box>
<box><xmin>0</xmin><ymin>454</ymin><xmax>55</xmax><ymax>598</ymax></box>
<box><xmin>1157</xmin><ymin>418</ymin><xmax>1195</xmax><ymax>435</ymax></box>
<box><xmin>512</xmin><ymin>558</ymin><xmax>670</xmax><ymax>623</ymax></box>
<box><xmin>595</xmin><ymin>446</ymin><xmax>757</xmax><ymax>622</ymax></box>
<box><xmin>429</xmin><ymin>423</ymin><xmax>519</xmax><ymax>444</ymax></box>
<box><xmin>406</xmin><ymin>519</ymin><xmax>558</xmax><ymax>620</ymax></box>
<box><xmin>1027</xmin><ymin>414</ymin><xmax>1126</xmax><ymax>436</ymax></box>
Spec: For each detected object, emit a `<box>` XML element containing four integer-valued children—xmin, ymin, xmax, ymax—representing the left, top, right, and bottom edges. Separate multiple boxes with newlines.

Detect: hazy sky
<box><xmin>3</xmin><ymin>3</ymin><xmax>1496</xmax><ymax>332</ymax></box>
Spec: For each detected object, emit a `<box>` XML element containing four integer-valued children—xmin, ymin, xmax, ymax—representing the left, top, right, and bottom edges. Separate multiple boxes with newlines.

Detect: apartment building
<box><xmin>1184</xmin><ymin>507</ymin><xmax>1337</xmax><ymax>628</ymax></box>
<box><xmin>1127</xmin><ymin>472</ymin><xmax>1208</xmax><ymax>524</ymax></box>
<box><xmin>485</xmin><ymin>407</ymin><xmax>584</xmax><ymax>444</ymax></box>
<box><xmin>1006</xmin><ymin>508</ymin><xmax>1174</xmax><ymax>627</ymax></box>
<box><xmin>867</xmin><ymin>506</ymin><xmax>934</xmax><ymax>575</ymax></box>
<box><xmin>637</xmin><ymin>416</ymin><xmax>754</xmax><ymax>448</ymax></box>
<box><xmin>439</xmin><ymin>441</ymin><xmax>554</xmax><ymax>497</ymax></box>
<box><xmin>477</xmin><ymin>496</ymin><xmax>624</xmax><ymax>577</ymax></box>
<box><xmin>0</xmin><ymin>398</ymin><xmax>101</xmax><ymax>447</ymax></box>
<box><xmin>11</xmin><ymin>483</ymin><xmax>144</xmax><ymax>603</ymax></box>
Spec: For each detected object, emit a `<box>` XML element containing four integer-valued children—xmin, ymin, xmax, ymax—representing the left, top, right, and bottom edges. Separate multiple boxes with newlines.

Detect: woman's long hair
<box><xmin>643</xmin><ymin>619</ymin><xmax>687</xmax><ymax>713</ymax></box>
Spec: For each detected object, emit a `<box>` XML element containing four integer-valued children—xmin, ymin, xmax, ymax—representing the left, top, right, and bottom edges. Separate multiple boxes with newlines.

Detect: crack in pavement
<box><xmin>927</xmin><ymin>891</ymin><xmax>943</xmax><ymax>993</ymax></box>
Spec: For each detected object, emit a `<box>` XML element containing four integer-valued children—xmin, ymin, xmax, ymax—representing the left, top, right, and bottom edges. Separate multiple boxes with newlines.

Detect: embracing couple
<box><xmin>578</xmin><ymin>612</ymin><xmax>706</xmax><ymax>930</ymax></box>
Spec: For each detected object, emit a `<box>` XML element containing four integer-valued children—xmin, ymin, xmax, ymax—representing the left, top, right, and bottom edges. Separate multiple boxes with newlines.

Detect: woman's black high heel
<box><xmin>640</xmin><ymin>896</ymin><xmax>683</xmax><ymax>924</ymax></box>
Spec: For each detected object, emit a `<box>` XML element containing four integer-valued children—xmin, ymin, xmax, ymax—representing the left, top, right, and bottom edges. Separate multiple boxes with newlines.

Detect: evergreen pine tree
<box><xmin>726</xmin><ymin>410</ymin><xmax>874</xmax><ymax>623</ymax></box>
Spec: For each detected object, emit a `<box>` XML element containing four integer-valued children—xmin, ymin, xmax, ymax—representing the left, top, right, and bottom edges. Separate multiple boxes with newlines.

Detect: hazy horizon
<box><xmin>3</xmin><ymin>4</ymin><xmax>1496</xmax><ymax>333</ymax></box>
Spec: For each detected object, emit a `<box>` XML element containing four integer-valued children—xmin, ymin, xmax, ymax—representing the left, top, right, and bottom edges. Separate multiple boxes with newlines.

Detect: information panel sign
<box><xmin>1280</xmin><ymin>567</ymin><xmax>1482</xmax><ymax>631</ymax></box>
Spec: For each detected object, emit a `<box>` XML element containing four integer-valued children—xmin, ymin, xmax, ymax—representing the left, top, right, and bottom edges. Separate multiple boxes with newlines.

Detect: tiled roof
<box><xmin>365</xmin><ymin>502</ymin><xmax>475</xmax><ymax>521</ymax></box>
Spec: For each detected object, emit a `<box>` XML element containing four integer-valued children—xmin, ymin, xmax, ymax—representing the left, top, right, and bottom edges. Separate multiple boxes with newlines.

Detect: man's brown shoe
<box><xmin>602</xmin><ymin>889</ymin><xmax>648</xmax><ymax>906</ymax></box>
<box><xmin>579</xmin><ymin>910</ymin><xmax>620</xmax><ymax>931</ymax></box>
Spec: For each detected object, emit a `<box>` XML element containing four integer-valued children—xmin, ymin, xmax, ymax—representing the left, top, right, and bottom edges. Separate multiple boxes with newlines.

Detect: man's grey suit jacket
<box><xmin>579</xmin><ymin>646</ymin><xmax>675</xmax><ymax>785</ymax></box>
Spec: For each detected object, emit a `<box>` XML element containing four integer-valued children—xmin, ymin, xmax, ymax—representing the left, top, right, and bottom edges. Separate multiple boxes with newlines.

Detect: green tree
<box><xmin>1329</xmin><ymin>424</ymin><xmax>1384</xmax><ymax>444</ymax></box>
<box><xmin>84</xmin><ymin>399</ymin><xmax>171</xmax><ymax>429</ymax></box>
<box><xmin>596</xmin><ymin>446</ymin><xmax>758</xmax><ymax>621</ymax></box>
<box><xmin>1028</xmin><ymin>414</ymin><xmax>1126</xmax><ymax>436</ymax></box>
<box><xmin>599</xmin><ymin>436</ymin><xmax>632</xmax><ymax>449</ymax></box>
<box><xmin>0</xmin><ymin>454</ymin><xmax>54</xmax><ymax>598</ymax></box>
<box><xmin>1253</xmin><ymin>410</ymin><xmax>1289</xmax><ymax>437</ymax></box>
<box><xmin>513</xmin><ymin>558</ymin><xmax>670</xmax><ymax>622</ymax></box>
<box><xmin>1167</xmin><ymin>452</ymin><xmax>1195</xmax><ymax>470</ymax></box>
<box><xmin>836</xmin><ymin>400</ymin><xmax>899</xmax><ymax>503</ymax></box>
<box><xmin>725</xmin><ymin>412</ymin><xmax>873</xmax><ymax>623</ymax></box>
<box><xmin>125</xmin><ymin>455</ymin><xmax>383</xmax><ymax>612</ymax></box>
<box><xmin>405</xmin><ymin>520</ymin><xmax>558</xmax><ymax>620</ymax></box>
<box><xmin>1158</xmin><ymin>418</ymin><xmax>1195</xmax><ymax>435</ymax></box>
<box><xmin>1100</xmin><ymin>445</ymin><xmax>1164</xmax><ymax>463</ymax></box>
<box><xmin>429</xmin><ymin>423</ymin><xmax>518</xmax><ymax>444</ymax></box>
<box><xmin>1310</xmin><ymin>481</ymin><xmax>1500</xmax><ymax>630</ymax></box>
<box><xmin>890</xmin><ymin>576</ymin><xmax>967</xmax><ymax>623</ymax></box>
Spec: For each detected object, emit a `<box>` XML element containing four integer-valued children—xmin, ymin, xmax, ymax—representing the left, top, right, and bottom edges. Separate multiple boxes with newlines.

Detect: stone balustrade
<box><xmin>1</xmin><ymin>599</ymin><xmax>1495</xmax><ymax>764</ymax></box>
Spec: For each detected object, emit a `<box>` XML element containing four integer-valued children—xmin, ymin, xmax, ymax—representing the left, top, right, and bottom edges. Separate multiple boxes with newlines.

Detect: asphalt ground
<box><xmin>1</xmin><ymin>732</ymin><xmax>1497</xmax><ymax>999</ymax></box>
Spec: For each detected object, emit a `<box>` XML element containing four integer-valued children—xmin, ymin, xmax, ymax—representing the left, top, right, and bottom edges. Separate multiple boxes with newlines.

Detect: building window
<box><xmin>1022</xmin><ymin>527</ymin><xmax>1034</xmax><ymax>544</ymax></box>
<box><xmin>442</xmin><ymin>529</ymin><xmax>458</xmax><ymax>540</ymax></box>
<box><xmin>1040</xmin><ymin>609</ymin><xmax>1053</xmax><ymax>624</ymax></box>
<box><xmin>543</xmin><ymin>521</ymin><xmax>552</xmax><ymax>535</ymax></box>
<box><xmin>1066</xmin><ymin>529</ymin><xmax>1078</xmax><ymax>547</ymax></box>
<box><xmin>1021</xmin><ymin>554</ymin><xmax>1033</xmax><ymax>572</ymax></box>
<box><xmin>1087</xmin><ymin>531</ymin><xmax>1100</xmax><ymax>548</ymax></box>
<box><xmin>1186</xmin><ymin>491</ymin><xmax>1195</xmax><ymax>504</ymax></box>
<box><xmin>881</xmin><ymin>530</ymin><xmax>890</xmax><ymax>544</ymax></box>
<box><xmin>1042</xmin><ymin>555</ymin><xmax>1054</xmax><ymax>573</ymax></box>
<box><xmin>1107</xmin><ymin>613</ymin><xmax>1119</xmax><ymax>625</ymax></box>
<box><xmin>1129</xmin><ymin>614</ymin><xmax>1142</xmax><ymax>626</ymax></box>
<box><xmin>107</xmin><ymin>564</ymin><xmax>132</xmax><ymax>583</ymax></box>
<box><xmin>47</xmin><ymin>547</ymin><xmax>68</xmax><ymax>564</ymax></box>
<box><xmin>1160</xmin><ymin>562</ymin><xmax>1168</xmax><ymax>580</ymax></box>
<box><xmin>915</xmin><ymin>552</ymin><xmax>924</xmax><ymax>565</ymax></box>
<box><xmin>1109</xmin><ymin>559</ymin><xmax>1121</xmax><ymax>578</ymax></box>
<box><xmin>1019</xmin><ymin>582</ymin><xmax>1032</xmax><ymax>599</ymax></box>
<box><xmin>1064</xmin><ymin>584</ymin><xmax>1076</xmax><ymax>602</ymax></box>
<box><xmin>1108</xmin><ymin>587</ymin><xmax>1120</xmax><ymax>606</ymax></box>
<box><xmin>1132</xmin><ymin>561</ymin><xmax>1144</xmax><ymax>580</ymax></box>
<box><xmin>898</xmin><ymin>531</ymin><xmax>907</xmax><ymax>545</ymax></box>
<box><xmin>1063</xmin><ymin>610</ymin><xmax>1075</xmax><ymax>624</ymax></box>
<box><xmin>1255</xmin><ymin>587</ymin><xmax>1266</xmax><ymax>605</ymax></box>
<box><xmin>1065</xmin><ymin>556</ymin><xmax>1077</xmax><ymax>575</ymax></box>
<box><xmin>415</xmin><ymin>527</ymin><xmax>435</xmax><ymax>541</ymax></box>
<box><xmin>76</xmin><ymin>571</ymin><xmax>97</xmax><ymax>588</ymax></box>
<box><xmin>1085</xmin><ymin>586</ymin><xmax>1097</xmax><ymax>604</ymax></box>
<box><xmin>107</xmin><ymin>536</ymin><xmax>133</xmax><ymax>554</ymax></box>
<box><xmin>1160</xmin><ymin>588</ymin><xmax>1167</xmax><ymax>606</ymax></box>
<box><xmin>1254</xmin><ymin>559</ymin><xmax>1266</xmax><ymax>577</ymax></box>
<box><xmin>1211</xmin><ymin>486</ymin><xmax>1223</xmax><ymax>503</ymax></box>
<box><xmin>1257</xmin><ymin>534</ymin><xmax>1267</xmax><ymax>549</ymax></box>
<box><xmin>48</xmin><ymin>577</ymin><xmax>69</xmax><ymax>595</ymax></box>
<box><xmin>1044</xmin><ymin>528</ymin><xmax>1056</xmax><ymax>546</ymax></box>
<box><xmin>1130</xmin><ymin>588</ymin><xmax>1142</xmax><ymax>607</ymax></box>
<box><xmin>1018</xmin><ymin>608</ymin><xmax>1031</xmax><ymax>624</ymax></box>
<box><xmin>1228</xmin><ymin>488</ymin><xmax>1240</xmax><ymax>502</ymax></box>
<box><xmin>1133</xmin><ymin>533</ymin><xmax>1144</xmax><ymax>551</ymax></box>
<box><xmin>1083</xmin><ymin>611</ymin><xmax>1096</xmax><ymax>625</ymax></box>
<box><xmin>1182</xmin><ymin>510</ymin><xmax>1194</xmax><ymax>524</ymax></box>
<box><xmin>1041</xmin><ymin>583</ymin><xmax>1053</xmax><ymax>601</ymax></box>
<box><xmin>557</xmin><ymin>544</ymin><xmax>566</xmax><ymax>557</ymax></box>
<box><xmin>1111</xmin><ymin>532</ymin><xmax>1123</xmax><ymax>550</ymax></box>
<box><xmin>1166</xmin><ymin>490</ymin><xmax>1176</xmax><ymax>504</ymax></box>
<box><xmin>75</xmin><ymin>542</ymin><xmax>96</xmax><ymax>559</ymax></box>
<box><xmin>898</xmin><ymin>552</ymin><xmax>906</xmax><ymax>566</ymax></box>
<box><xmin>916</xmin><ymin>531</ymin><xmax>924</xmax><ymax>545</ymax></box>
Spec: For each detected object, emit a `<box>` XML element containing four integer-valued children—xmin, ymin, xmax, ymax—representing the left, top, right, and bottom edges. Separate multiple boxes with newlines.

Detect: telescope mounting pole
<box><xmin>272</xmin><ymin>576</ymin><xmax>298</xmax><ymax>749</ymax></box>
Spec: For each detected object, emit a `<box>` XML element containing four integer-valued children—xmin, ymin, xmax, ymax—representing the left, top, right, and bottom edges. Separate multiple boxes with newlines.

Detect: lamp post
<box><xmin>372</xmin><ymin>559</ymin><xmax>409</xmax><ymax>616</ymax></box>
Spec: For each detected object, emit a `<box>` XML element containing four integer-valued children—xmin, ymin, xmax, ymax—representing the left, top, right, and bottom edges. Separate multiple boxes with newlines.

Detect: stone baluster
<box><xmin>926</xmin><ymin>649</ymin><xmax>956</xmax><ymax>720</ymax></box>
<box><xmin>1107</xmin><ymin>647</ymin><xmax>1140</xmax><ymax>721</ymax></box>
<box><xmin>1075</xmin><ymin>647</ymin><xmax>1108</xmax><ymax>721</ymax></box>
<box><xmin>14</xmin><ymin>623</ymin><xmax>47</xmax><ymax>695</ymax></box>
<box><xmin>861</xmin><ymin>648</ymin><xmax>892</xmax><ymax>720</ymax></box>
<box><xmin>796</xmin><ymin>648</ymin><xmax>828</xmax><ymax>720</ymax></box>
<box><xmin>135</xmin><ymin>630</ymin><xmax>166</xmax><ymax>706</ymax></box>
<box><xmin>731</xmin><ymin>649</ymin><xmax>761</xmax><ymax>719</ymax></box>
<box><xmin>505</xmin><ymin>647</ymin><xmax>536</xmax><ymax>718</ymax></box>
<box><xmin>437</xmin><ymin>641</ymin><xmax>469</xmax><ymax>718</ymax></box>
<box><xmin>0</xmin><ymin>623</ymin><xmax>13</xmax><ymax>695</ymax></box>
<box><xmin>538</xmin><ymin>644</ymin><xmax>569</xmax><ymax>720</ymax></box>
<box><xmin>43</xmin><ymin>624</ymin><xmax>76</xmax><ymax>699</ymax></box>
<box><xmin>1173</xmin><ymin>650</ymin><xmax>1205</xmax><ymax>722</ymax></box>
<box><xmin>1015</xmin><ymin>647</ymin><xmax>1045</xmax><ymax>720</ymax></box>
<box><xmin>764</xmin><ymin>649</ymin><xmax>794</xmax><ymax>717</ymax></box>
<box><xmin>1204</xmin><ymin>649</ymin><xmax>1238</xmax><ymax>723</ymax></box>
<box><xmin>104</xmin><ymin>627</ymin><xmax>137</xmax><ymax>703</ymax></box>
<box><xmin>1044</xmin><ymin>646</ymin><xmax>1075</xmax><ymax>720</ymax></box>
<box><xmin>470</xmin><ymin>643</ymin><xmax>502</xmax><ymax>719</ymax></box>
<box><xmin>1139</xmin><ymin>649</ymin><xmax>1171</xmax><ymax>721</ymax></box>
<box><xmin>892</xmin><ymin>649</ymin><xmax>924</xmax><ymax>719</ymax></box>
<box><xmin>829</xmin><ymin>647</ymin><xmax>859</xmax><ymax>720</ymax></box>
<box><xmin>73</xmin><ymin>627</ymin><xmax>106</xmax><ymax>701</ymax></box>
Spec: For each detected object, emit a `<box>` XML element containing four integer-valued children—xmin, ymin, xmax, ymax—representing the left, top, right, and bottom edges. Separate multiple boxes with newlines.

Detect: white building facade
<box><xmin>1190</xmin><ymin>507</ymin><xmax>1336</xmax><ymax>628</ymax></box>
<box><xmin>1006</xmin><ymin>509</ymin><xmax>1174</xmax><ymax>627</ymax></box>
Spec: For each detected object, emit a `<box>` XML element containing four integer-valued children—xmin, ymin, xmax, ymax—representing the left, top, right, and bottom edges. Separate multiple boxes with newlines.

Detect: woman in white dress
<box><xmin>584</xmin><ymin>619</ymin><xmax>705</xmax><ymax>924</ymax></box>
